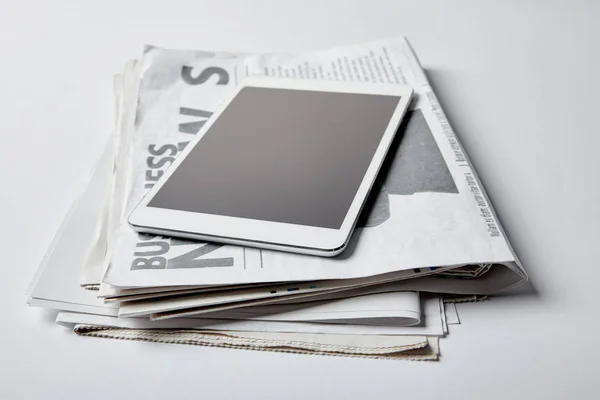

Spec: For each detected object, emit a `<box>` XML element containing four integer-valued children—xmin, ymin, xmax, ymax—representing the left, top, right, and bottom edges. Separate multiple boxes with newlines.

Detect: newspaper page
<box><xmin>188</xmin><ymin>292</ymin><xmax>422</xmax><ymax>325</ymax></box>
<box><xmin>80</xmin><ymin>63</ymin><xmax>140</xmax><ymax>288</ymax></box>
<box><xmin>101</xmin><ymin>37</ymin><xmax>526</xmax><ymax>292</ymax></box>
<box><xmin>26</xmin><ymin>139</ymin><xmax>120</xmax><ymax>316</ymax></box>
<box><xmin>56</xmin><ymin>294</ymin><xmax>445</xmax><ymax>336</ymax></box>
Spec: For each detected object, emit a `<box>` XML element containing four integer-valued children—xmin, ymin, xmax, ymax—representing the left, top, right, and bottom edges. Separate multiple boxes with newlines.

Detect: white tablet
<box><xmin>129</xmin><ymin>77</ymin><xmax>413</xmax><ymax>256</ymax></box>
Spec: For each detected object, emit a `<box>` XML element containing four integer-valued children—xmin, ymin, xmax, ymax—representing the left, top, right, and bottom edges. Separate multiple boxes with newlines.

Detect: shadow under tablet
<box><xmin>357</xmin><ymin>109</ymin><xmax>459</xmax><ymax>228</ymax></box>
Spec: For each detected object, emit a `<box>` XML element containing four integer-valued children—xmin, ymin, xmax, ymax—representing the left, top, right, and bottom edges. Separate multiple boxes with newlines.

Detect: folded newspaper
<box><xmin>26</xmin><ymin>36</ymin><xmax>520</xmax><ymax>360</ymax></box>
<box><xmin>92</xmin><ymin>37</ymin><xmax>525</xmax><ymax>311</ymax></box>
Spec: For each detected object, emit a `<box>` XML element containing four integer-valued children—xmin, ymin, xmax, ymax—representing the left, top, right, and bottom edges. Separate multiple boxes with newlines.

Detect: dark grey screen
<box><xmin>148</xmin><ymin>87</ymin><xmax>401</xmax><ymax>229</ymax></box>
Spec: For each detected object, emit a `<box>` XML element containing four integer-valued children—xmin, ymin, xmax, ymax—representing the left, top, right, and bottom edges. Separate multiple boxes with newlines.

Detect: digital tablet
<box><xmin>128</xmin><ymin>77</ymin><xmax>413</xmax><ymax>256</ymax></box>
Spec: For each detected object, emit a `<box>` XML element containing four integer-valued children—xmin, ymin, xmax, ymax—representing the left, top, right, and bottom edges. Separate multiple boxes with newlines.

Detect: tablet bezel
<box><xmin>128</xmin><ymin>76</ymin><xmax>413</xmax><ymax>256</ymax></box>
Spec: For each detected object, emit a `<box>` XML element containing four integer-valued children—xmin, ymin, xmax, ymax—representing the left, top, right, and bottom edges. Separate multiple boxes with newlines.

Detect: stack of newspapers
<box><xmin>26</xmin><ymin>37</ymin><xmax>527</xmax><ymax>360</ymax></box>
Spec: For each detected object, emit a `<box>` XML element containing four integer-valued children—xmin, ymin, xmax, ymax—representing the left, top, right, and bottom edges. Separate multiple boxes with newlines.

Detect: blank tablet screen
<box><xmin>148</xmin><ymin>87</ymin><xmax>402</xmax><ymax>229</ymax></box>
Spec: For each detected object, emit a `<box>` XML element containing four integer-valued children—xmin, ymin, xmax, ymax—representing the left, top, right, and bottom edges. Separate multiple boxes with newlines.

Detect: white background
<box><xmin>1</xmin><ymin>1</ymin><xmax>599</xmax><ymax>398</ymax></box>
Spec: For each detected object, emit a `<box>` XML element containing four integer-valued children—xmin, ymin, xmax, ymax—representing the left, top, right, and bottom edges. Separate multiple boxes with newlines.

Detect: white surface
<box><xmin>2</xmin><ymin>0</ymin><xmax>599</xmax><ymax>399</ymax></box>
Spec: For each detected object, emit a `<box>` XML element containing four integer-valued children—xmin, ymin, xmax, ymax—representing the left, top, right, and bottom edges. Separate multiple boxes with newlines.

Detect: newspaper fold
<box><xmin>68</xmin><ymin>325</ymin><xmax>439</xmax><ymax>361</ymax></box>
